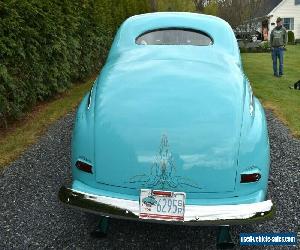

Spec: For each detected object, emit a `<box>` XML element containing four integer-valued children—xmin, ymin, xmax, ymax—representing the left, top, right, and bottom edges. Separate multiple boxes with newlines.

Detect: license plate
<box><xmin>139</xmin><ymin>189</ymin><xmax>186</xmax><ymax>221</ymax></box>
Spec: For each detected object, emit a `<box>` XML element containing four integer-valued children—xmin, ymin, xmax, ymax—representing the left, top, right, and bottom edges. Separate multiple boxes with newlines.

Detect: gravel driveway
<box><xmin>0</xmin><ymin>111</ymin><xmax>299</xmax><ymax>249</ymax></box>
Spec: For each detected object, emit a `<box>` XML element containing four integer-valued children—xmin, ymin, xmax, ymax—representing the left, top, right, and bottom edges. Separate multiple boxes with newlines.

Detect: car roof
<box><xmin>108</xmin><ymin>12</ymin><xmax>240</xmax><ymax>63</ymax></box>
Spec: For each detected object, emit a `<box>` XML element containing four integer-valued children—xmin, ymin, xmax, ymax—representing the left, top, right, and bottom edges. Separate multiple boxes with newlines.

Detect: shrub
<box><xmin>239</xmin><ymin>41</ymin><xmax>270</xmax><ymax>53</ymax></box>
<box><xmin>260</xmin><ymin>41</ymin><xmax>271</xmax><ymax>50</ymax></box>
<box><xmin>0</xmin><ymin>0</ymin><xmax>150</xmax><ymax>127</ymax></box>
<box><xmin>288</xmin><ymin>31</ymin><xmax>295</xmax><ymax>44</ymax></box>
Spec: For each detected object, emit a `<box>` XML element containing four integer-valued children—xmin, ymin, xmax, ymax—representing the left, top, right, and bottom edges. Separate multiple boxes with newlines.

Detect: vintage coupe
<box><xmin>59</xmin><ymin>13</ymin><xmax>273</xmax><ymax>230</ymax></box>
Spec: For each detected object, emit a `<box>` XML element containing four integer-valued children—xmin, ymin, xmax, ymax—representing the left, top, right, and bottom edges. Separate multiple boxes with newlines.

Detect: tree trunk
<box><xmin>150</xmin><ymin>0</ymin><xmax>157</xmax><ymax>12</ymax></box>
<box><xmin>193</xmin><ymin>0</ymin><xmax>206</xmax><ymax>13</ymax></box>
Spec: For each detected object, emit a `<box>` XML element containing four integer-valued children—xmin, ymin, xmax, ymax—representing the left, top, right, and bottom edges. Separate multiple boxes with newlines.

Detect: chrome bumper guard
<box><xmin>59</xmin><ymin>186</ymin><xmax>274</xmax><ymax>225</ymax></box>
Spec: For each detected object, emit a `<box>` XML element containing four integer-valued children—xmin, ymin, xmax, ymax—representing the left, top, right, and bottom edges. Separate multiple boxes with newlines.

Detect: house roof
<box><xmin>255</xmin><ymin>0</ymin><xmax>283</xmax><ymax>18</ymax></box>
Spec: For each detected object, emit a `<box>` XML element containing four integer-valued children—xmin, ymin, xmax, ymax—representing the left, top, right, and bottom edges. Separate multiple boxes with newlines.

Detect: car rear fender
<box><xmin>71</xmin><ymin>82</ymin><xmax>97</xmax><ymax>185</ymax></box>
<box><xmin>236</xmin><ymin>79</ymin><xmax>270</xmax><ymax>200</ymax></box>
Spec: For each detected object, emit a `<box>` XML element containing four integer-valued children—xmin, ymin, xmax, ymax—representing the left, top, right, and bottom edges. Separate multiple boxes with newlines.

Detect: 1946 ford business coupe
<box><xmin>59</xmin><ymin>13</ymin><xmax>273</xmax><ymax>227</ymax></box>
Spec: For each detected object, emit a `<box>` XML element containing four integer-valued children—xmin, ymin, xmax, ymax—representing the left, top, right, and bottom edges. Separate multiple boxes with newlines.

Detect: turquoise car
<box><xmin>59</xmin><ymin>13</ymin><xmax>273</xmax><ymax>227</ymax></box>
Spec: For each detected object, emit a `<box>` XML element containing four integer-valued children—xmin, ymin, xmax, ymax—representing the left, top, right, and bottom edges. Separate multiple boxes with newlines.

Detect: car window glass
<box><xmin>136</xmin><ymin>29</ymin><xmax>213</xmax><ymax>46</ymax></box>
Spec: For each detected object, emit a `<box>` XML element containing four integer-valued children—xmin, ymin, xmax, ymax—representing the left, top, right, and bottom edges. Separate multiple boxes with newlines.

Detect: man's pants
<box><xmin>272</xmin><ymin>47</ymin><xmax>284</xmax><ymax>76</ymax></box>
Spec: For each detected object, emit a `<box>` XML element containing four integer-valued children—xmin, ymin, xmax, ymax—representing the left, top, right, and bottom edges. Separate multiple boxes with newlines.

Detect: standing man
<box><xmin>270</xmin><ymin>17</ymin><xmax>287</xmax><ymax>77</ymax></box>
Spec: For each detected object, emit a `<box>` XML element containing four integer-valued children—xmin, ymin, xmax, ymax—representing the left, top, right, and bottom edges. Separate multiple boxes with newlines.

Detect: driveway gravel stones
<box><xmin>0</xmin><ymin>111</ymin><xmax>299</xmax><ymax>249</ymax></box>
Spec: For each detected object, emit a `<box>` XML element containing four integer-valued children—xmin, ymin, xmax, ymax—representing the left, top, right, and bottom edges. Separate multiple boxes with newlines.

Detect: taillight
<box><xmin>241</xmin><ymin>173</ymin><xmax>261</xmax><ymax>183</ymax></box>
<box><xmin>76</xmin><ymin>161</ymin><xmax>92</xmax><ymax>173</ymax></box>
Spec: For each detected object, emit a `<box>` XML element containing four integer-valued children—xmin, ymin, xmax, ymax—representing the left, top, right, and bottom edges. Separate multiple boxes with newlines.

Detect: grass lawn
<box><xmin>242</xmin><ymin>45</ymin><xmax>300</xmax><ymax>137</ymax></box>
<box><xmin>0</xmin><ymin>76</ymin><xmax>95</xmax><ymax>169</ymax></box>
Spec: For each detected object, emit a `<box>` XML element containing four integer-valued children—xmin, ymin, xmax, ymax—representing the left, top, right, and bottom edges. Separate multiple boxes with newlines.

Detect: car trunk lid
<box><xmin>93</xmin><ymin>58</ymin><xmax>244</xmax><ymax>193</ymax></box>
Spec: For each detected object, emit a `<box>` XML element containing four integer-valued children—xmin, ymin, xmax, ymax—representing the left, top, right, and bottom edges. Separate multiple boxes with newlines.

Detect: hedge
<box><xmin>288</xmin><ymin>30</ymin><xmax>295</xmax><ymax>44</ymax></box>
<box><xmin>0</xmin><ymin>0</ymin><xmax>150</xmax><ymax>127</ymax></box>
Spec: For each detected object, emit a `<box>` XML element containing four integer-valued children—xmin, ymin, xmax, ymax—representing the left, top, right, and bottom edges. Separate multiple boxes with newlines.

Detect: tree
<box><xmin>218</xmin><ymin>0</ymin><xmax>265</xmax><ymax>29</ymax></box>
<box><xmin>157</xmin><ymin>0</ymin><xmax>196</xmax><ymax>12</ymax></box>
<box><xmin>191</xmin><ymin>0</ymin><xmax>265</xmax><ymax>42</ymax></box>
<box><xmin>193</xmin><ymin>0</ymin><xmax>208</xmax><ymax>13</ymax></box>
<box><xmin>217</xmin><ymin>0</ymin><xmax>248</xmax><ymax>29</ymax></box>
<box><xmin>203</xmin><ymin>0</ymin><xmax>218</xmax><ymax>16</ymax></box>
<box><xmin>246</xmin><ymin>0</ymin><xmax>264</xmax><ymax>39</ymax></box>
<box><xmin>150</xmin><ymin>0</ymin><xmax>157</xmax><ymax>11</ymax></box>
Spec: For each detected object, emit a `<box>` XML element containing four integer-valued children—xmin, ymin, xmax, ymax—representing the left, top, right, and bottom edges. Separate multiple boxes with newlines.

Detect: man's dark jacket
<box><xmin>270</xmin><ymin>25</ymin><xmax>287</xmax><ymax>47</ymax></box>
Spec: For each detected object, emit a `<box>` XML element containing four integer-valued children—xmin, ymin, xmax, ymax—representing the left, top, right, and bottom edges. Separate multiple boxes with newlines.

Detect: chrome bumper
<box><xmin>59</xmin><ymin>186</ymin><xmax>274</xmax><ymax>225</ymax></box>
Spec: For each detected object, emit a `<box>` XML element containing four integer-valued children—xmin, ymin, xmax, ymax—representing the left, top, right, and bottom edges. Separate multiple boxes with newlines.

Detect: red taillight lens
<box><xmin>241</xmin><ymin>173</ymin><xmax>261</xmax><ymax>183</ymax></box>
<box><xmin>76</xmin><ymin>161</ymin><xmax>92</xmax><ymax>173</ymax></box>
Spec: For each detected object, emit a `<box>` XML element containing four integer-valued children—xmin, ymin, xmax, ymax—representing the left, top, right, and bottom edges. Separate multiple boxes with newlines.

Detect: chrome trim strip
<box><xmin>59</xmin><ymin>186</ymin><xmax>274</xmax><ymax>225</ymax></box>
<box><xmin>87</xmin><ymin>85</ymin><xmax>94</xmax><ymax>110</ymax></box>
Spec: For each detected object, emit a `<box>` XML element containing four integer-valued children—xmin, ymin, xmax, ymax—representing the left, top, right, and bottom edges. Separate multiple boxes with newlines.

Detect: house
<box><xmin>257</xmin><ymin>0</ymin><xmax>300</xmax><ymax>41</ymax></box>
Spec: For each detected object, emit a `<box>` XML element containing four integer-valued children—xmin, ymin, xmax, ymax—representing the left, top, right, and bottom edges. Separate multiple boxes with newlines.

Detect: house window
<box><xmin>295</xmin><ymin>0</ymin><xmax>300</xmax><ymax>5</ymax></box>
<box><xmin>283</xmin><ymin>18</ymin><xmax>294</xmax><ymax>30</ymax></box>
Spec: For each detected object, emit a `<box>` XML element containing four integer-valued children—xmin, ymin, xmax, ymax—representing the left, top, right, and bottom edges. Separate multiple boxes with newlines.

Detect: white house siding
<box><xmin>268</xmin><ymin>0</ymin><xmax>300</xmax><ymax>40</ymax></box>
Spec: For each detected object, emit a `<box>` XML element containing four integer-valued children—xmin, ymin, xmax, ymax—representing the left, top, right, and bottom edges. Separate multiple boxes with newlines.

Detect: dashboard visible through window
<box><xmin>136</xmin><ymin>28</ymin><xmax>213</xmax><ymax>46</ymax></box>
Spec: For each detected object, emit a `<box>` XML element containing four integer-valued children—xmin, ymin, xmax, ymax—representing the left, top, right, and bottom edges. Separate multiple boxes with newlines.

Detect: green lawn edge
<box><xmin>242</xmin><ymin>44</ymin><xmax>300</xmax><ymax>138</ymax></box>
<box><xmin>0</xmin><ymin>76</ymin><xmax>95</xmax><ymax>169</ymax></box>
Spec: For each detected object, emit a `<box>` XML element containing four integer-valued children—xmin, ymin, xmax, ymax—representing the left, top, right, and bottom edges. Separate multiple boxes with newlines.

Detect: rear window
<box><xmin>136</xmin><ymin>28</ymin><xmax>213</xmax><ymax>46</ymax></box>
